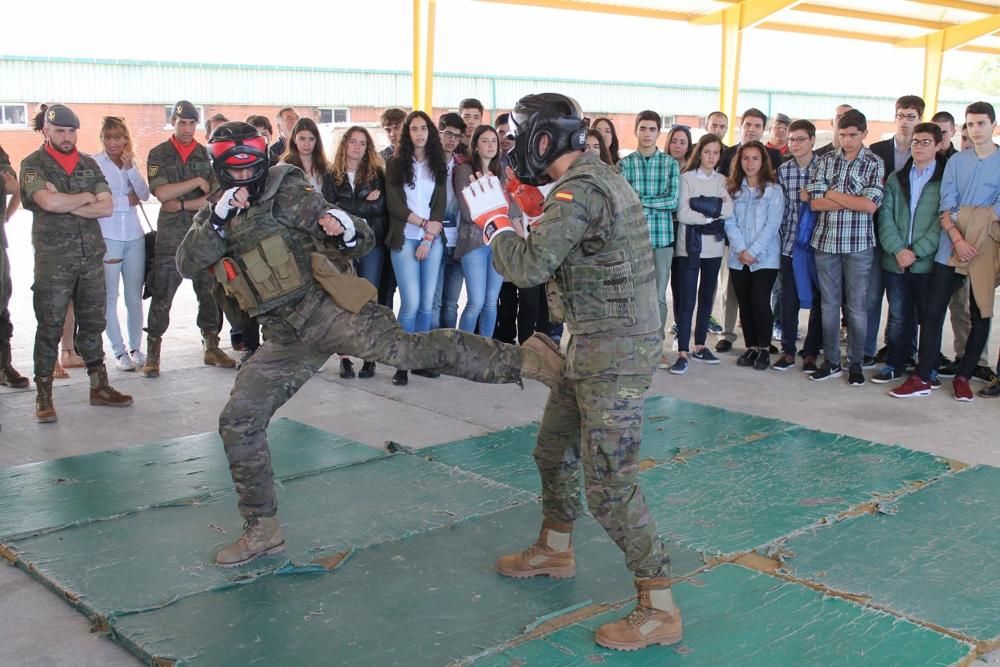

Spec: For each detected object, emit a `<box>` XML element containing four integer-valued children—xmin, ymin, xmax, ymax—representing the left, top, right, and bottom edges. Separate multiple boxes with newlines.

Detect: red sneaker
<box><xmin>953</xmin><ymin>376</ymin><xmax>975</xmax><ymax>402</ymax></box>
<box><xmin>889</xmin><ymin>376</ymin><xmax>931</xmax><ymax>399</ymax></box>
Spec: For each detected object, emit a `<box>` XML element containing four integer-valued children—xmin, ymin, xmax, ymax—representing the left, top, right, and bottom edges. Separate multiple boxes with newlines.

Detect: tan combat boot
<box><xmin>215</xmin><ymin>516</ymin><xmax>286</xmax><ymax>567</ymax></box>
<box><xmin>520</xmin><ymin>332</ymin><xmax>565</xmax><ymax>389</ymax></box>
<box><xmin>1</xmin><ymin>343</ymin><xmax>29</xmax><ymax>389</ymax></box>
<box><xmin>142</xmin><ymin>335</ymin><xmax>161</xmax><ymax>378</ymax></box>
<box><xmin>595</xmin><ymin>576</ymin><xmax>683</xmax><ymax>651</ymax></box>
<box><xmin>88</xmin><ymin>365</ymin><xmax>134</xmax><ymax>407</ymax></box>
<box><xmin>34</xmin><ymin>376</ymin><xmax>57</xmax><ymax>423</ymax></box>
<box><xmin>496</xmin><ymin>518</ymin><xmax>576</xmax><ymax>579</ymax></box>
<box><xmin>202</xmin><ymin>330</ymin><xmax>236</xmax><ymax>368</ymax></box>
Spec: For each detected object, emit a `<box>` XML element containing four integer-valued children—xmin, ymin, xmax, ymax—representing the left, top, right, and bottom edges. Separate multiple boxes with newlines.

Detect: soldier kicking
<box><xmin>176</xmin><ymin>122</ymin><xmax>563</xmax><ymax>568</ymax></box>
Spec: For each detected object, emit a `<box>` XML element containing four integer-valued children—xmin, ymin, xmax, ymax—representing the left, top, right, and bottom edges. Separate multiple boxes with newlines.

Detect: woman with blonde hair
<box><xmin>93</xmin><ymin>116</ymin><xmax>150</xmax><ymax>370</ymax></box>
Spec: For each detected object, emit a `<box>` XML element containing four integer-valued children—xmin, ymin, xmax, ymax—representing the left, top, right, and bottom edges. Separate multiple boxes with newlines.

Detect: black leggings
<box><xmin>730</xmin><ymin>266</ymin><xmax>778</xmax><ymax>349</ymax></box>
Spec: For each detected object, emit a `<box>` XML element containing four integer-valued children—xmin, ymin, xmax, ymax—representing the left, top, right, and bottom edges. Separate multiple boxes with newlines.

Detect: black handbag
<box><xmin>138</xmin><ymin>203</ymin><xmax>156</xmax><ymax>300</ymax></box>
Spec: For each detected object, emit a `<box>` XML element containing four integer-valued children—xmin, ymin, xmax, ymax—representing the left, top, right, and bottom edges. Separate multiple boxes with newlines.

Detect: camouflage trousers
<box><xmin>145</xmin><ymin>253</ymin><xmax>221</xmax><ymax>337</ymax></box>
<box><xmin>534</xmin><ymin>367</ymin><xmax>668</xmax><ymax>579</ymax></box>
<box><xmin>32</xmin><ymin>252</ymin><xmax>106</xmax><ymax>376</ymax></box>
<box><xmin>1</xmin><ymin>247</ymin><xmax>13</xmax><ymax>345</ymax></box>
<box><xmin>220</xmin><ymin>299</ymin><xmax>523</xmax><ymax>519</ymax></box>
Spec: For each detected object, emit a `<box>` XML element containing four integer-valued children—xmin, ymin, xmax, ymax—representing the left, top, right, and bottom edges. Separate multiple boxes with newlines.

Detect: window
<box><xmin>163</xmin><ymin>104</ymin><xmax>205</xmax><ymax>129</ymax></box>
<box><xmin>0</xmin><ymin>103</ymin><xmax>28</xmax><ymax>128</ymax></box>
<box><xmin>319</xmin><ymin>107</ymin><xmax>350</xmax><ymax>125</ymax></box>
<box><xmin>660</xmin><ymin>114</ymin><xmax>675</xmax><ymax>132</ymax></box>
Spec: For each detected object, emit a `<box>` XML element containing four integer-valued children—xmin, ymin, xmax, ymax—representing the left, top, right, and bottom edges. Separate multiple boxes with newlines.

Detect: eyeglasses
<box><xmin>896</xmin><ymin>113</ymin><xmax>919</xmax><ymax>122</ymax></box>
<box><xmin>441</xmin><ymin>131</ymin><xmax>463</xmax><ymax>140</ymax></box>
<box><xmin>788</xmin><ymin>136</ymin><xmax>811</xmax><ymax>143</ymax></box>
<box><xmin>910</xmin><ymin>138</ymin><xmax>935</xmax><ymax>147</ymax></box>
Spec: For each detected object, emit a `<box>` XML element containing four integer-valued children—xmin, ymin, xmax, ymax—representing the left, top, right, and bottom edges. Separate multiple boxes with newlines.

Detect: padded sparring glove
<box><xmin>504</xmin><ymin>167</ymin><xmax>544</xmax><ymax>218</ymax></box>
<box><xmin>689</xmin><ymin>195</ymin><xmax>723</xmax><ymax>219</ymax></box>
<box><xmin>212</xmin><ymin>187</ymin><xmax>242</xmax><ymax>224</ymax></box>
<box><xmin>462</xmin><ymin>174</ymin><xmax>514</xmax><ymax>245</ymax></box>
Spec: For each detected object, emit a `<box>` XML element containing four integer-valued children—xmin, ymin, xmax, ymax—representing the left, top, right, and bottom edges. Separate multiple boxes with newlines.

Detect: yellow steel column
<box><xmin>719</xmin><ymin>5</ymin><xmax>743</xmax><ymax>146</ymax></box>
<box><xmin>922</xmin><ymin>32</ymin><xmax>945</xmax><ymax>120</ymax></box>
<box><xmin>412</xmin><ymin>0</ymin><xmax>424</xmax><ymax>111</ymax></box>
<box><xmin>423</xmin><ymin>0</ymin><xmax>437</xmax><ymax>114</ymax></box>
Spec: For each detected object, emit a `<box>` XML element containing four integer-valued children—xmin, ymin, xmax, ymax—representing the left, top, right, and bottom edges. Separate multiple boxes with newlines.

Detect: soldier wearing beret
<box><xmin>19</xmin><ymin>104</ymin><xmax>133</xmax><ymax>422</ymax></box>
<box><xmin>142</xmin><ymin>100</ymin><xmax>235</xmax><ymax>377</ymax></box>
<box><xmin>0</xmin><ymin>143</ymin><xmax>28</xmax><ymax>389</ymax></box>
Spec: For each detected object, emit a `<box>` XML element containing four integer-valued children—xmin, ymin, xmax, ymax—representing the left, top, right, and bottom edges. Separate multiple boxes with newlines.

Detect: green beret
<box><xmin>45</xmin><ymin>104</ymin><xmax>80</xmax><ymax>129</ymax></box>
<box><xmin>173</xmin><ymin>100</ymin><xmax>200</xmax><ymax>121</ymax></box>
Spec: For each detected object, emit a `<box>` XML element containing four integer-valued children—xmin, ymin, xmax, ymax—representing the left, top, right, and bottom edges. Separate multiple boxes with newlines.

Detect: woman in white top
<box><xmin>94</xmin><ymin>116</ymin><xmax>150</xmax><ymax>371</ymax></box>
<box><xmin>280</xmin><ymin>118</ymin><xmax>328</xmax><ymax>191</ymax></box>
<box><xmin>670</xmin><ymin>134</ymin><xmax>733</xmax><ymax>375</ymax></box>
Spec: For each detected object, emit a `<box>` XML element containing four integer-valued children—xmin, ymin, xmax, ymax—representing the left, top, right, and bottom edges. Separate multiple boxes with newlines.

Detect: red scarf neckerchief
<box><xmin>170</xmin><ymin>135</ymin><xmax>198</xmax><ymax>164</ymax></box>
<box><xmin>44</xmin><ymin>143</ymin><xmax>80</xmax><ymax>175</ymax></box>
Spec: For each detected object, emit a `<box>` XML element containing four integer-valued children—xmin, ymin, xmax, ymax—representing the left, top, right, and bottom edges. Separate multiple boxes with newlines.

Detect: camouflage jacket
<box><xmin>177</xmin><ymin>165</ymin><xmax>373</xmax><ymax>341</ymax></box>
<box><xmin>147</xmin><ymin>139</ymin><xmax>217</xmax><ymax>251</ymax></box>
<box><xmin>0</xmin><ymin>145</ymin><xmax>14</xmax><ymax>249</ymax></box>
<box><xmin>19</xmin><ymin>145</ymin><xmax>110</xmax><ymax>257</ymax></box>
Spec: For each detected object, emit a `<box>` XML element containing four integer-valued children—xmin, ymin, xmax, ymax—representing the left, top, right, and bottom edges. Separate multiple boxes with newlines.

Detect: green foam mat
<box><xmin>107</xmin><ymin>502</ymin><xmax>706</xmax><ymax>666</ymax></box>
<box><xmin>641</xmin><ymin>427</ymin><xmax>951</xmax><ymax>555</ymax></box>
<box><xmin>476</xmin><ymin>564</ymin><xmax>973</xmax><ymax>666</ymax></box>
<box><xmin>419</xmin><ymin>395</ymin><xmax>791</xmax><ymax>495</ymax></box>
<box><xmin>0</xmin><ymin>418</ymin><xmax>384</xmax><ymax>539</ymax></box>
<box><xmin>6</xmin><ymin>453</ymin><xmax>537</xmax><ymax>621</ymax></box>
<box><xmin>781</xmin><ymin>465</ymin><xmax>1000</xmax><ymax>643</ymax></box>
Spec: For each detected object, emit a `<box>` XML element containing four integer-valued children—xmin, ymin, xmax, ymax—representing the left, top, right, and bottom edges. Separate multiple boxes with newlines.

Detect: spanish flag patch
<box><xmin>554</xmin><ymin>191</ymin><xmax>574</xmax><ymax>202</ymax></box>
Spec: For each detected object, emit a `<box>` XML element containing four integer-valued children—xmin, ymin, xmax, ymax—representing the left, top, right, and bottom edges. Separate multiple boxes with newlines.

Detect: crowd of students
<box><xmin>1</xmin><ymin>95</ymin><xmax>998</xmax><ymax>415</ymax></box>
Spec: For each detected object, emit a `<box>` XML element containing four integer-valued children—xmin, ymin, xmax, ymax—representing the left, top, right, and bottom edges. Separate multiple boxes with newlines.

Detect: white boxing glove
<box><xmin>324</xmin><ymin>209</ymin><xmax>357</xmax><ymax>245</ymax></box>
<box><xmin>213</xmin><ymin>186</ymin><xmax>241</xmax><ymax>220</ymax></box>
<box><xmin>461</xmin><ymin>174</ymin><xmax>514</xmax><ymax>244</ymax></box>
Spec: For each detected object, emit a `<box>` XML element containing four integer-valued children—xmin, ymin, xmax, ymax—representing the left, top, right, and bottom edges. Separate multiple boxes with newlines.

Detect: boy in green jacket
<box><xmin>873</xmin><ymin>122</ymin><xmax>945</xmax><ymax>385</ymax></box>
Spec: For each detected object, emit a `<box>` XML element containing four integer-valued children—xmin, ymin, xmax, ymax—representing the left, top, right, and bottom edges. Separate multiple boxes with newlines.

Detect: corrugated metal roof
<box><xmin>0</xmin><ymin>55</ymin><xmax>992</xmax><ymax>120</ymax></box>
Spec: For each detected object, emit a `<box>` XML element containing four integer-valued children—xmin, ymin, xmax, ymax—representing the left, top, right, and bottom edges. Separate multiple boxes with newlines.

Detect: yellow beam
<box><xmin>923</xmin><ymin>31</ymin><xmax>945</xmax><ymax>118</ymax></box>
<box><xmin>961</xmin><ymin>44</ymin><xmax>1000</xmax><ymax>54</ymax></box>
<box><xmin>758</xmin><ymin>21</ymin><xmax>898</xmax><ymax>44</ymax></box>
<box><xmin>423</xmin><ymin>0</ymin><xmax>437</xmax><ymax>113</ymax></box>
<box><xmin>896</xmin><ymin>12</ymin><xmax>1000</xmax><ymax>49</ymax></box>
<box><xmin>720</xmin><ymin>5</ymin><xmax>743</xmax><ymax>146</ymax></box>
<box><xmin>412</xmin><ymin>0</ymin><xmax>423</xmax><ymax>111</ymax></box>
<box><xmin>793</xmin><ymin>4</ymin><xmax>949</xmax><ymax>30</ymax></box>
<box><xmin>909</xmin><ymin>0</ymin><xmax>997</xmax><ymax>13</ymax></box>
<box><xmin>693</xmin><ymin>0</ymin><xmax>802</xmax><ymax>29</ymax></box>
<box><xmin>477</xmin><ymin>0</ymin><xmax>691</xmax><ymax>21</ymax></box>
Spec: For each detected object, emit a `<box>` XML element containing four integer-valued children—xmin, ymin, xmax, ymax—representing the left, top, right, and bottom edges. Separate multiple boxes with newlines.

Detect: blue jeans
<box><xmin>864</xmin><ymin>249</ymin><xmax>885</xmax><ymax>357</ymax></box>
<box><xmin>103</xmin><ymin>237</ymin><xmax>145</xmax><ymax>357</ymax></box>
<box><xmin>674</xmin><ymin>255</ymin><xmax>720</xmax><ymax>352</ymax></box>
<box><xmin>391</xmin><ymin>237</ymin><xmax>443</xmax><ymax>333</ymax></box>
<box><xmin>815</xmin><ymin>248</ymin><xmax>873</xmax><ymax>367</ymax></box>
<box><xmin>357</xmin><ymin>245</ymin><xmax>384</xmax><ymax>292</ymax></box>
<box><xmin>459</xmin><ymin>246</ymin><xmax>503</xmax><ymax>336</ymax></box>
<box><xmin>433</xmin><ymin>246</ymin><xmax>464</xmax><ymax>329</ymax></box>
<box><xmin>779</xmin><ymin>254</ymin><xmax>822</xmax><ymax>357</ymax></box>
<box><xmin>883</xmin><ymin>269</ymin><xmax>928</xmax><ymax>373</ymax></box>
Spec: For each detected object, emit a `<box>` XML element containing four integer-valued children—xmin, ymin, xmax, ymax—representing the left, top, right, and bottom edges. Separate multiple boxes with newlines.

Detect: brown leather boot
<box><xmin>215</xmin><ymin>516</ymin><xmax>285</xmax><ymax>567</ymax></box>
<box><xmin>34</xmin><ymin>376</ymin><xmax>57</xmax><ymax>423</ymax></box>
<box><xmin>142</xmin><ymin>335</ymin><xmax>161</xmax><ymax>378</ymax></box>
<box><xmin>88</xmin><ymin>365</ymin><xmax>133</xmax><ymax>407</ymax></box>
<box><xmin>496</xmin><ymin>518</ymin><xmax>576</xmax><ymax>579</ymax></box>
<box><xmin>0</xmin><ymin>343</ymin><xmax>29</xmax><ymax>389</ymax></box>
<box><xmin>595</xmin><ymin>576</ymin><xmax>683</xmax><ymax>651</ymax></box>
<box><xmin>520</xmin><ymin>333</ymin><xmax>565</xmax><ymax>389</ymax></box>
<box><xmin>202</xmin><ymin>330</ymin><xmax>236</xmax><ymax>368</ymax></box>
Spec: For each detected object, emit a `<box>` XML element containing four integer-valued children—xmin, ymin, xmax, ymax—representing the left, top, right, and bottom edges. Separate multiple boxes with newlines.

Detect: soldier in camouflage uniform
<box><xmin>18</xmin><ymin>105</ymin><xmax>133</xmax><ymax>422</ymax></box>
<box><xmin>1</xmin><ymin>144</ymin><xmax>29</xmax><ymax>390</ymax></box>
<box><xmin>462</xmin><ymin>94</ymin><xmax>683</xmax><ymax>651</ymax></box>
<box><xmin>176</xmin><ymin>122</ymin><xmax>564</xmax><ymax>567</ymax></box>
<box><xmin>143</xmin><ymin>100</ymin><xmax>235</xmax><ymax>377</ymax></box>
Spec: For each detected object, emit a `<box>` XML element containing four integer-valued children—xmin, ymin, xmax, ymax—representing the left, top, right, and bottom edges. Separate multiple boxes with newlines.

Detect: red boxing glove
<box><xmin>504</xmin><ymin>166</ymin><xmax>544</xmax><ymax>217</ymax></box>
<box><xmin>462</xmin><ymin>174</ymin><xmax>515</xmax><ymax>245</ymax></box>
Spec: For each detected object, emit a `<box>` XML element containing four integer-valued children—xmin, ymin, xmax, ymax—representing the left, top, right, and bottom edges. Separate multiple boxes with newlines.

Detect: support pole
<box><xmin>423</xmin><ymin>0</ymin><xmax>437</xmax><ymax>114</ymax></box>
<box><xmin>412</xmin><ymin>0</ymin><xmax>424</xmax><ymax>111</ymax></box>
<box><xmin>719</xmin><ymin>5</ymin><xmax>743</xmax><ymax>146</ymax></box>
<box><xmin>922</xmin><ymin>32</ymin><xmax>945</xmax><ymax>120</ymax></box>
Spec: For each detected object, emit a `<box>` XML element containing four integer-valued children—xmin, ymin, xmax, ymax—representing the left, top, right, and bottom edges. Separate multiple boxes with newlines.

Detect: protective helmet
<box><xmin>507</xmin><ymin>93</ymin><xmax>587</xmax><ymax>185</ymax></box>
<box><xmin>208</xmin><ymin>121</ymin><xmax>269</xmax><ymax>199</ymax></box>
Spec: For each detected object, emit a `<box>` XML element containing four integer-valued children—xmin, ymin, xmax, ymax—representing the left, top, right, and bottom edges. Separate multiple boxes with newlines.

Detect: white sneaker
<box><xmin>129</xmin><ymin>349</ymin><xmax>146</xmax><ymax>367</ymax></box>
<box><xmin>115</xmin><ymin>353</ymin><xmax>136</xmax><ymax>371</ymax></box>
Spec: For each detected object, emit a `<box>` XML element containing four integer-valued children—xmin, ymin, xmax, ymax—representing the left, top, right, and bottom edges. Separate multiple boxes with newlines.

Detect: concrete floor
<box><xmin>1</xmin><ymin>208</ymin><xmax>998</xmax><ymax>665</ymax></box>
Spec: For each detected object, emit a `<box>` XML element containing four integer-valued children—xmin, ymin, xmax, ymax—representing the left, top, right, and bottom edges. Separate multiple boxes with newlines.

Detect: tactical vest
<box><xmin>212</xmin><ymin>168</ymin><xmax>316</xmax><ymax>317</ymax></box>
<box><xmin>551</xmin><ymin>156</ymin><xmax>660</xmax><ymax>337</ymax></box>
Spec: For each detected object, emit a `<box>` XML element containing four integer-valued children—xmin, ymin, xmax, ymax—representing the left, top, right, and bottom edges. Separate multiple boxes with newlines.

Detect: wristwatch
<box><xmin>950</xmin><ymin>206</ymin><xmax>960</xmax><ymax>223</ymax></box>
